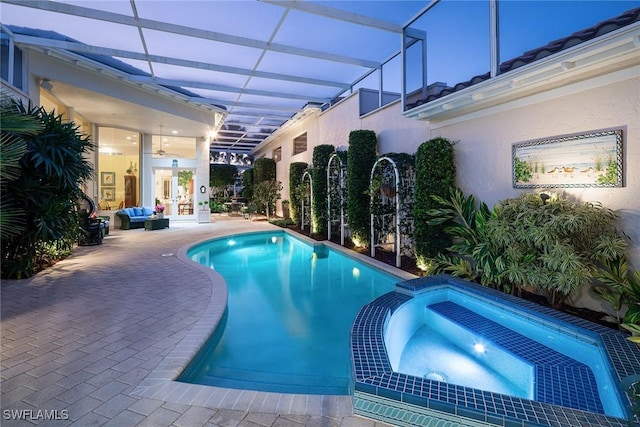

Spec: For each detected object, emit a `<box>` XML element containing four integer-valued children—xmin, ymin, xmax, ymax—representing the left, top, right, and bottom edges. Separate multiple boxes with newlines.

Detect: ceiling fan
<box><xmin>154</xmin><ymin>125</ymin><xmax>182</xmax><ymax>158</ymax></box>
<box><xmin>156</xmin><ymin>125</ymin><xmax>167</xmax><ymax>156</ymax></box>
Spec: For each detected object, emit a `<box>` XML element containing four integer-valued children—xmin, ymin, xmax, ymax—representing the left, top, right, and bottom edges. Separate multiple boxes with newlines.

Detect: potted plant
<box><xmin>198</xmin><ymin>200</ymin><xmax>210</xmax><ymax>223</ymax></box>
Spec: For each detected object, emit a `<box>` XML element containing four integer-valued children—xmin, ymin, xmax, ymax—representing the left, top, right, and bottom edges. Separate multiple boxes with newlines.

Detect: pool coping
<box><xmin>131</xmin><ymin>228</ymin><xmax>415</xmax><ymax>417</ymax></box>
<box><xmin>350</xmin><ymin>274</ymin><xmax>640</xmax><ymax>427</ymax></box>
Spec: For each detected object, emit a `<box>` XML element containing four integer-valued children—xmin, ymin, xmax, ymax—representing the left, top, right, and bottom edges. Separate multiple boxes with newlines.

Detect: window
<box><xmin>97</xmin><ymin>127</ymin><xmax>141</xmax><ymax>209</ymax></box>
<box><xmin>293</xmin><ymin>133</ymin><xmax>307</xmax><ymax>156</ymax></box>
<box><xmin>1</xmin><ymin>31</ymin><xmax>24</xmax><ymax>90</ymax></box>
<box><xmin>272</xmin><ymin>146</ymin><xmax>282</xmax><ymax>162</ymax></box>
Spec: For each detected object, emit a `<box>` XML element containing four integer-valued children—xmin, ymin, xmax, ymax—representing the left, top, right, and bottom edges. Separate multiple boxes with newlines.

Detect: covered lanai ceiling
<box><xmin>0</xmin><ymin>0</ymin><xmax>429</xmax><ymax>153</ymax></box>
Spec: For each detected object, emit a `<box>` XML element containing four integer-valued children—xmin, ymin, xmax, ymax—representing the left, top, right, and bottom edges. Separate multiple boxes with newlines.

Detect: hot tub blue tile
<box><xmin>350</xmin><ymin>275</ymin><xmax>634</xmax><ymax>427</ymax></box>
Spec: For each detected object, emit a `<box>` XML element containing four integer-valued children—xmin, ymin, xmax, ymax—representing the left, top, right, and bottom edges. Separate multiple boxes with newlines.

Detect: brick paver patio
<box><xmin>1</xmin><ymin>218</ymin><xmax>392</xmax><ymax>426</ymax></box>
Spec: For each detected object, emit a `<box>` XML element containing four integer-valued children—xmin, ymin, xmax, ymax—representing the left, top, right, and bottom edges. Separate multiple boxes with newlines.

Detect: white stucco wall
<box><xmin>255</xmin><ymin>92</ymin><xmax>431</xmax><ymax>205</ymax></box>
<box><xmin>432</xmin><ymin>76</ymin><xmax>639</xmax><ymax>268</ymax></box>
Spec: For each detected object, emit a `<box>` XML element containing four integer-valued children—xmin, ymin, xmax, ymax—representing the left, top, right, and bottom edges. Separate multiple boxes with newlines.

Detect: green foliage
<box><xmin>289</xmin><ymin>162</ymin><xmax>308</xmax><ymax>225</ymax></box>
<box><xmin>254</xmin><ymin>157</ymin><xmax>276</xmax><ymax>184</ymax></box>
<box><xmin>210</xmin><ymin>164</ymin><xmax>238</xmax><ymax>188</ymax></box>
<box><xmin>1</xmin><ymin>95</ymin><xmax>41</xmax><ymax>240</ymax></box>
<box><xmin>513</xmin><ymin>157</ymin><xmax>532</xmax><ymax>182</ymax></box>
<box><xmin>269</xmin><ymin>218</ymin><xmax>295</xmax><ymax>227</ymax></box>
<box><xmin>593</xmin><ymin>256</ymin><xmax>640</xmax><ymax>329</ymax></box>
<box><xmin>178</xmin><ymin>170</ymin><xmax>194</xmax><ymax>188</ymax></box>
<box><xmin>1</xmin><ymin>100</ymin><xmax>94</xmax><ymax>279</ymax></box>
<box><xmin>429</xmin><ymin>190</ymin><xmax>629</xmax><ymax>308</ymax></box>
<box><xmin>485</xmin><ymin>192</ymin><xmax>627</xmax><ymax>307</ymax></box>
<box><xmin>327</xmin><ymin>151</ymin><xmax>347</xmax><ymax>239</ymax></box>
<box><xmin>414</xmin><ymin>137</ymin><xmax>456</xmax><ymax>260</ymax></box>
<box><xmin>311</xmin><ymin>144</ymin><xmax>334</xmax><ymax>234</ymax></box>
<box><xmin>242</xmin><ymin>168</ymin><xmax>254</xmax><ymax>200</ymax></box>
<box><xmin>427</xmin><ymin>188</ymin><xmax>503</xmax><ymax>288</ymax></box>
<box><xmin>370</xmin><ymin>153</ymin><xmax>415</xmax><ymax>257</ymax></box>
<box><xmin>209</xmin><ymin>201</ymin><xmax>225</xmax><ymax>213</ymax></box>
<box><xmin>253</xmin><ymin>180</ymin><xmax>282</xmax><ymax>219</ymax></box>
<box><xmin>346</xmin><ymin>130</ymin><xmax>377</xmax><ymax>246</ymax></box>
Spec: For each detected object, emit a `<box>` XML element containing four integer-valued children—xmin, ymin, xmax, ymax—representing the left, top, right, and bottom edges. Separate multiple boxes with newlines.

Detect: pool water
<box><xmin>179</xmin><ymin>232</ymin><xmax>400</xmax><ymax>394</ymax></box>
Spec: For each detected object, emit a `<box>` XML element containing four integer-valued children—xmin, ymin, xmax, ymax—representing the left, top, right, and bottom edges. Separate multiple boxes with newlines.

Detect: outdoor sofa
<box><xmin>115</xmin><ymin>207</ymin><xmax>154</xmax><ymax>229</ymax></box>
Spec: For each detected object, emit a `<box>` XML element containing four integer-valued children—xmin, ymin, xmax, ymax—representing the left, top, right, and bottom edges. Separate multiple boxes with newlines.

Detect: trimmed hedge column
<box><xmin>347</xmin><ymin>130</ymin><xmax>377</xmax><ymax>247</ymax></box>
<box><xmin>413</xmin><ymin>137</ymin><xmax>456</xmax><ymax>261</ymax></box>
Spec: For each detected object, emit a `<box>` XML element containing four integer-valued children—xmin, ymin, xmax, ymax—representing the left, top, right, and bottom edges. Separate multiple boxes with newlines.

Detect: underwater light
<box><xmin>352</xmin><ymin>267</ymin><xmax>360</xmax><ymax>278</ymax></box>
<box><xmin>271</xmin><ymin>236</ymin><xmax>277</xmax><ymax>243</ymax></box>
<box><xmin>228</xmin><ymin>239</ymin><xmax>236</xmax><ymax>246</ymax></box>
<box><xmin>473</xmin><ymin>343</ymin><xmax>486</xmax><ymax>353</ymax></box>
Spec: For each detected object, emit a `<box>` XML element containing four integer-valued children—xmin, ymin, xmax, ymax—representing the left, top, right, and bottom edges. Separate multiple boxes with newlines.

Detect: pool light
<box><xmin>473</xmin><ymin>343</ymin><xmax>486</xmax><ymax>353</ymax></box>
<box><xmin>271</xmin><ymin>236</ymin><xmax>277</xmax><ymax>243</ymax></box>
<box><xmin>352</xmin><ymin>267</ymin><xmax>360</xmax><ymax>278</ymax></box>
<box><xmin>228</xmin><ymin>239</ymin><xmax>236</xmax><ymax>246</ymax></box>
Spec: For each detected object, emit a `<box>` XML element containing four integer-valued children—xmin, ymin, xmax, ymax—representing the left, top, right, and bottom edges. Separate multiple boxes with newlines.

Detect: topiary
<box><xmin>414</xmin><ymin>137</ymin><xmax>456</xmax><ymax>262</ymax></box>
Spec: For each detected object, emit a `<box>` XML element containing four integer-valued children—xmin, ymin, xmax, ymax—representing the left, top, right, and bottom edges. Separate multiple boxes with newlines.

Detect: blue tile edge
<box><xmin>351</xmin><ymin>274</ymin><xmax>640</xmax><ymax>427</ymax></box>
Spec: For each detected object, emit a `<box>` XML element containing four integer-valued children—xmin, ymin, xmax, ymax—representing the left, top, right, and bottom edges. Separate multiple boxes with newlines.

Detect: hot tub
<box><xmin>350</xmin><ymin>275</ymin><xmax>639</xmax><ymax>426</ymax></box>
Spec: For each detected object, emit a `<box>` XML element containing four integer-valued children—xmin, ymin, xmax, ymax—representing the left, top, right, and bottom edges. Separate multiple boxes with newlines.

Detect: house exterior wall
<box><xmin>254</xmin><ymin>92</ymin><xmax>431</xmax><ymax>206</ymax></box>
<box><xmin>432</xmin><ymin>74</ymin><xmax>640</xmax><ymax>269</ymax></box>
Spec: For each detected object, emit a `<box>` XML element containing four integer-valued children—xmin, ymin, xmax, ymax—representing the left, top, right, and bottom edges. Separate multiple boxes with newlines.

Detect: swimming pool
<box><xmin>352</xmin><ymin>275</ymin><xmax>638</xmax><ymax>427</ymax></box>
<box><xmin>178</xmin><ymin>231</ymin><xmax>406</xmax><ymax>394</ymax></box>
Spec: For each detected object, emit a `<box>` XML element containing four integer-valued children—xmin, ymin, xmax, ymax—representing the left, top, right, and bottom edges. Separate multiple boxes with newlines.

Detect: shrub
<box><xmin>254</xmin><ymin>157</ymin><xmax>276</xmax><ymax>184</ymax></box>
<box><xmin>210</xmin><ymin>164</ymin><xmax>238</xmax><ymax>200</ymax></box>
<box><xmin>346</xmin><ymin>130</ymin><xmax>377</xmax><ymax>246</ymax></box>
<box><xmin>414</xmin><ymin>137</ymin><xmax>456</xmax><ymax>262</ymax></box>
<box><xmin>241</xmin><ymin>168</ymin><xmax>254</xmax><ymax>200</ymax></box>
<box><xmin>289</xmin><ymin>162</ymin><xmax>308</xmax><ymax>225</ymax></box>
<box><xmin>311</xmin><ymin>144</ymin><xmax>334</xmax><ymax>234</ymax></box>
<box><xmin>1</xmin><ymin>99</ymin><xmax>94</xmax><ymax>279</ymax></box>
<box><xmin>486</xmin><ymin>192</ymin><xmax>627</xmax><ymax>307</ymax></box>
<box><xmin>253</xmin><ymin>180</ymin><xmax>282</xmax><ymax>219</ymax></box>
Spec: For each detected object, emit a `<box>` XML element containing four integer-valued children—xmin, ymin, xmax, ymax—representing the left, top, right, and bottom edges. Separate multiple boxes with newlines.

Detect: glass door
<box><xmin>154</xmin><ymin>168</ymin><xmax>195</xmax><ymax>220</ymax></box>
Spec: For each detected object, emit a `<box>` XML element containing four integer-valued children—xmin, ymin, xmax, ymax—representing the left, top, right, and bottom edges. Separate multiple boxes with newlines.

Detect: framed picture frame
<box><xmin>101</xmin><ymin>187</ymin><xmax>116</xmax><ymax>201</ymax></box>
<box><xmin>512</xmin><ymin>129</ymin><xmax>623</xmax><ymax>188</ymax></box>
<box><xmin>101</xmin><ymin>171</ymin><xmax>115</xmax><ymax>186</ymax></box>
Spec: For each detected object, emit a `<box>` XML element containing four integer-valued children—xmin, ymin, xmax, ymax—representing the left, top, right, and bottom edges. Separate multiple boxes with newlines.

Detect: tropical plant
<box><xmin>0</xmin><ymin>95</ymin><xmax>42</xmax><ymax>241</ymax></box>
<box><xmin>413</xmin><ymin>137</ymin><xmax>456</xmax><ymax>264</ymax></box>
<box><xmin>346</xmin><ymin>130</ymin><xmax>377</xmax><ymax>246</ymax></box>
<box><xmin>485</xmin><ymin>192</ymin><xmax>627</xmax><ymax>307</ymax></box>
<box><xmin>593</xmin><ymin>256</ymin><xmax>640</xmax><ymax>342</ymax></box>
<box><xmin>1</xmin><ymin>100</ymin><xmax>94</xmax><ymax>279</ymax></box>
<box><xmin>427</xmin><ymin>188</ymin><xmax>504</xmax><ymax>289</ymax></box>
<box><xmin>289</xmin><ymin>162</ymin><xmax>308</xmax><ymax>225</ymax></box>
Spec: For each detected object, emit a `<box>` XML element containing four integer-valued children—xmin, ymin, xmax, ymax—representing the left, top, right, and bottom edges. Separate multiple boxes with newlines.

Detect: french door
<box><xmin>154</xmin><ymin>167</ymin><xmax>195</xmax><ymax>220</ymax></box>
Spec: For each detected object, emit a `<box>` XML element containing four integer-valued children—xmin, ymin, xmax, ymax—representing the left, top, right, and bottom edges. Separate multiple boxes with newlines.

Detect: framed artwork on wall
<box><xmin>101</xmin><ymin>187</ymin><xmax>116</xmax><ymax>201</ymax></box>
<box><xmin>512</xmin><ymin>129</ymin><xmax>623</xmax><ymax>188</ymax></box>
<box><xmin>101</xmin><ymin>171</ymin><xmax>115</xmax><ymax>186</ymax></box>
